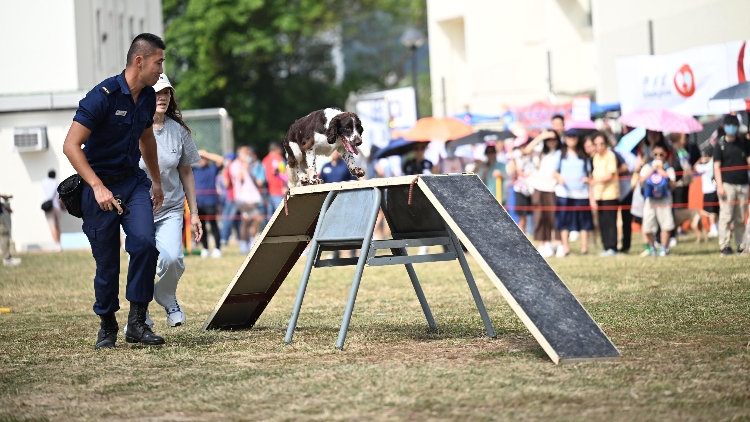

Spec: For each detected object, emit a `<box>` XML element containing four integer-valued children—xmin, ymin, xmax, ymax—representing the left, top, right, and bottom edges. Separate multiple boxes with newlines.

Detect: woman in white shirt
<box><xmin>129</xmin><ymin>74</ymin><xmax>203</xmax><ymax>331</ymax></box>
<box><xmin>523</xmin><ymin>130</ymin><xmax>562</xmax><ymax>257</ymax></box>
<box><xmin>41</xmin><ymin>169</ymin><xmax>62</xmax><ymax>252</ymax></box>
<box><xmin>694</xmin><ymin>146</ymin><xmax>719</xmax><ymax>237</ymax></box>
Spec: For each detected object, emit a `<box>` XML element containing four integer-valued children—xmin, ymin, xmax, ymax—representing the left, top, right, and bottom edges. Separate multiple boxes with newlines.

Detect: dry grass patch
<box><xmin>1</xmin><ymin>236</ymin><xmax>749</xmax><ymax>421</ymax></box>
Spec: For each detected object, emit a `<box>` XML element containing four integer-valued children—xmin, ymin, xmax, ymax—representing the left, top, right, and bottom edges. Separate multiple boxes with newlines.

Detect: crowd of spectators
<box><xmin>474</xmin><ymin>113</ymin><xmax>750</xmax><ymax>258</ymax></box>
<box><xmin>21</xmin><ymin>114</ymin><xmax>742</xmax><ymax>261</ymax></box>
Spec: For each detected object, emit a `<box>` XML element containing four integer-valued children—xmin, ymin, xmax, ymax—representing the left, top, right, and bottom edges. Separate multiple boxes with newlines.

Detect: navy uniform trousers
<box><xmin>81</xmin><ymin>170</ymin><xmax>157</xmax><ymax>315</ymax></box>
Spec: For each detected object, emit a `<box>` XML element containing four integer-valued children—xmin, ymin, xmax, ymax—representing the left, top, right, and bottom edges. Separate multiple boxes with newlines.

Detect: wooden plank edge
<box><xmin>263</xmin><ymin>235</ymin><xmax>311</xmax><ymax>244</ymax></box>
<box><xmin>289</xmin><ymin>175</ymin><xmax>420</xmax><ymax>196</ymax></box>
<box><xmin>201</xmin><ymin>195</ymin><xmax>303</xmax><ymax>331</ymax></box>
<box><xmin>416</xmin><ymin>177</ymin><xmax>563</xmax><ymax>365</ymax></box>
<box><xmin>558</xmin><ymin>355</ymin><xmax>622</xmax><ymax>365</ymax></box>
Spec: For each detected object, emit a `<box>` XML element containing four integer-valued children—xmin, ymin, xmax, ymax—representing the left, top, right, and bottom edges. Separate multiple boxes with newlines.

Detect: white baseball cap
<box><xmin>153</xmin><ymin>73</ymin><xmax>172</xmax><ymax>93</ymax></box>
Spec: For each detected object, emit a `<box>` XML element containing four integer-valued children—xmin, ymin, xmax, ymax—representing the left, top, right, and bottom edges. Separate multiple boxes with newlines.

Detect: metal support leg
<box><xmin>335</xmin><ymin>188</ymin><xmax>381</xmax><ymax>350</ymax></box>
<box><xmin>393</xmin><ymin>247</ymin><xmax>438</xmax><ymax>331</ymax></box>
<box><xmin>285</xmin><ymin>192</ymin><xmax>336</xmax><ymax>344</ymax></box>
<box><xmin>449</xmin><ymin>230</ymin><xmax>497</xmax><ymax>338</ymax></box>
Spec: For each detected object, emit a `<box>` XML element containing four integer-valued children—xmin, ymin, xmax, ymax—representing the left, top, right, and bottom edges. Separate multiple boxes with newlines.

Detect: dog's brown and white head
<box><xmin>325</xmin><ymin>111</ymin><xmax>364</xmax><ymax>156</ymax></box>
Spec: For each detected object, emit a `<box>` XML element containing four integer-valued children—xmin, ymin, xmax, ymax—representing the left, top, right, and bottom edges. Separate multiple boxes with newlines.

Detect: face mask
<box><xmin>725</xmin><ymin>125</ymin><xmax>738</xmax><ymax>135</ymax></box>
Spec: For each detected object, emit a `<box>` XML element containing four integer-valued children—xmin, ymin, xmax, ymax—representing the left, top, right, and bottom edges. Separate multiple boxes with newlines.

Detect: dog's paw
<box><xmin>310</xmin><ymin>176</ymin><xmax>324</xmax><ymax>185</ymax></box>
<box><xmin>299</xmin><ymin>175</ymin><xmax>310</xmax><ymax>185</ymax></box>
<box><xmin>352</xmin><ymin>167</ymin><xmax>366</xmax><ymax>178</ymax></box>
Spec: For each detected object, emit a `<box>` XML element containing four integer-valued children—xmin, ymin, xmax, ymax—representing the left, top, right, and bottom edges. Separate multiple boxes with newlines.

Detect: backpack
<box><xmin>643</xmin><ymin>164</ymin><xmax>671</xmax><ymax>199</ymax></box>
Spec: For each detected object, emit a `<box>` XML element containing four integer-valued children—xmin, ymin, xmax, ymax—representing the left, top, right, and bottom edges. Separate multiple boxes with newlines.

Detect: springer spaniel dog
<box><xmin>283</xmin><ymin>108</ymin><xmax>365</xmax><ymax>187</ymax></box>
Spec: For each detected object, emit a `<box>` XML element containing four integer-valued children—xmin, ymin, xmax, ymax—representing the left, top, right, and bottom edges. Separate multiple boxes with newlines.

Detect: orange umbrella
<box><xmin>403</xmin><ymin>117</ymin><xmax>474</xmax><ymax>142</ymax></box>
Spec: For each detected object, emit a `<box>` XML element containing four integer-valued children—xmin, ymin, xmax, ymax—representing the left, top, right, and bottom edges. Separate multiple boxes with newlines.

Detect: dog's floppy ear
<box><xmin>326</xmin><ymin>114</ymin><xmax>341</xmax><ymax>144</ymax></box>
<box><xmin>355</xmin><ymin>115</ymin><xmax>364</xmax><ymax>136</ymax></box>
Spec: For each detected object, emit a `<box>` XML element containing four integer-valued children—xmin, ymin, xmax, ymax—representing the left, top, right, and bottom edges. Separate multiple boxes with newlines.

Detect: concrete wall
<box><xmin>0</xmin><ymin>109</ymin><xmax>84</xmax><ymax>251</ymax></box>
<box><xmin>592</xmin><ymin>0</ymin><xmax>750</xmax><ymax>102</ymax></box>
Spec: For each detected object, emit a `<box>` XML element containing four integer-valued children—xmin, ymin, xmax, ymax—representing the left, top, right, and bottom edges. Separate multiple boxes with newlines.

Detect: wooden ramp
<box><xmin>203</xmin><ymin>174</ymin><xmax>620</xmax><ymax>364</ymax></box>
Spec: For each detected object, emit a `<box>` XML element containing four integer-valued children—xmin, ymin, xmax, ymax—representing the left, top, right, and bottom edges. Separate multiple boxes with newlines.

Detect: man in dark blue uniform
<box><xmin>63</xmin><ymin>33</ymin><xmax>167</xmax><ymax>349</ymax></box>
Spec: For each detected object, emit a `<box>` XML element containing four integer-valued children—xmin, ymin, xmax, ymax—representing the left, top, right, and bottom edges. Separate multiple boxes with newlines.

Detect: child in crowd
<box><xmin>694</xmin><ymin>146</ymin><xmax>719</xmax><ymax>238</ymax></box>
<box><xmin>506</xmin><ymin>147</ymin><xmax>535</xmax><ymax>234</ymax></box>
<box><xmin>639</xmin><ymin>142</ymin><xmax>676</xmax><ymax>256</ymax></box>
<box><xmin>552</xmin><ymin>129</ymin><xmax>593</xmax><ymax>257</ymax></box>
<box><xmin>524</xmin><ymin>130</ymin><xmax>562</xmax><ymax>257</ymax></box>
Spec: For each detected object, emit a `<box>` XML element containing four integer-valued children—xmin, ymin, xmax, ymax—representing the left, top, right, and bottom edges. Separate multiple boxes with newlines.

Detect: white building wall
<box><xmin>428</xmin><ymin>0</ymin><xmax>750</xmax><ymax>114</ymax></box>
<box><xmin>0</xmin><ymin>110</ymin><xmax>84</xmax><ymax>251</ymax></box>
<box><xmin>592</xmin><ymin>0</ymin><xmax>750</xmax><ymax>103</ymax></box>
<box><xmin>0</xmin><ymin>0</ymin><xmax>79</xmax><ymax>95</ymax></box>
<box><xmin>75</xmin><ymin>0</ymin><xmax>164</xmax><ymax>90</ymax></box>
<box><xmin>427</xmin><ymin>0</ymin><xmax>596</xmax><ymax>117</ymax></box>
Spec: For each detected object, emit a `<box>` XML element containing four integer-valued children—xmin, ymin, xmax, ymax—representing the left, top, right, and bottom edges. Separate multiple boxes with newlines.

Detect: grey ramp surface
<box><xmin>419</xmin><ymin>175</ymin><xmax>620</xmax><ymax>362</ymax></box>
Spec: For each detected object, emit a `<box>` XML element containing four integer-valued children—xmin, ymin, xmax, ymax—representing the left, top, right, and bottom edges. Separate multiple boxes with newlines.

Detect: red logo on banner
<box><xmin>673</xmin><ymin>64</ymin><xmax>696</xmax><ymax>97</ymax></box>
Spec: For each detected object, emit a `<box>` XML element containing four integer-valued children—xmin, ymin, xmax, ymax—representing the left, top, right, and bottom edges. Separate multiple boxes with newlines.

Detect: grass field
<box><xmin>1</xmin><ymin>235</ymin><xmax>749</xmax><ymax>421</ymax></box>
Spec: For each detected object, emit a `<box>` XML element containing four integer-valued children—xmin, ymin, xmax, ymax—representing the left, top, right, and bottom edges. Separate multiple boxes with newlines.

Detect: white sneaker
<box><xmin>123</xmin><ymin>310</ymin><xmax>154</xmax><ymax>335</ymax></box>
<box><xmin>418</xmin><ymin>246</ymin><xmax>429</xmax><ymax>255</ymax></box>
<box><xmin>165</xmin><ymin>300</ymin><xmax>186</xmax><ymax>327</ymax></box>
<box><xmin>668</xmin><ymin>237</ymin><xmax>677</xmax><ymax>248</ymax></box>
<box><xmin>539</xmin><ymin>244</ymin><xmax>554</xmax><ymax>258</ymax></box>
<box><xmin>556</xmin><ymin>246</ymin><xmax>567</xmax><ymax>258</ymax></box>
<box><xmin>211</xmin><ymin>248</ymin><xmax>222</xmax><ymax>258</ymax></box>
<box><xmin>708</xmin><ymin>228</ymin><xmax>719</xmax><ymax>238</ymax></box>
<box><xmin>599</xmin><ymin>249</ymin><xmax>618</xmax><ymax>257</ymax></box>
<box><xmin>200</xmin><ymin>248</ymin><xmax>210</xmax><ymax>259</ymax></box>
<box><xmin>2</xmin><ymin>257</ymin><xmax>21</xmax><ymax>266</ymax></box>
<box><xmin>569</xmin><ymin>231</ymin><xmax>580</xmax><ymax>242</ymax></box>
<box><xmin>50</xmin><ymin>243</ymin><xmax>62</xmax><ymax>253</ymax></box>
<box><xmin>238</xmin><ymin>241</ymin><xmax>249</xmax><ymax>255</ymax></box>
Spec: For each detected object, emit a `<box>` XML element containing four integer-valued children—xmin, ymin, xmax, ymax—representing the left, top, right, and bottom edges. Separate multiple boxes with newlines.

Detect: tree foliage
<box><xmin>163</xmin><ymin>0</ymin><xmax>427</xmax><ymax>153</ymax></box>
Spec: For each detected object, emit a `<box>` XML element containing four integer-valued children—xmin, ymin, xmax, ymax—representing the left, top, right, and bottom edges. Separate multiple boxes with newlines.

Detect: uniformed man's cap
<box><xmin>153</xmin><ymin>73</ymin><xmax>173</xmax><ymax>93</ymax></box>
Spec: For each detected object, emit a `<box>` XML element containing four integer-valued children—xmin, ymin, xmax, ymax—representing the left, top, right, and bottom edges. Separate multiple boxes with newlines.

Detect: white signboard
<box><xmin>571</xmin><ymin>96</ymin><xmax>591</xmax><ymax>122</ymax></box>
<box><xmin>616</xmin><ymin>40</ymin><xmax>750</xmax><ymax>116</ymax></box>
<box><xmin>355</xmin><ymin>87</ymin><xmax>418</xmax><ymax>156</ymax></box>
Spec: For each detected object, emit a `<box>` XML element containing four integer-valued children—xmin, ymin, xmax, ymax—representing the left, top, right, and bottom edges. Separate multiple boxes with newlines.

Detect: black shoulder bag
<box><xmin>57</xmin><ymin>174</ymin><xmax>84</xmax><ymax>218</ymax></box>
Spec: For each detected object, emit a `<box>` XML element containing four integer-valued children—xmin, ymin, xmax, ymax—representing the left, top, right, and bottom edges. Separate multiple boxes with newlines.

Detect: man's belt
<box><xmin>81</xmin><ymin>167</ymin><xmax>135</xmax><ymax>187</ymax></box>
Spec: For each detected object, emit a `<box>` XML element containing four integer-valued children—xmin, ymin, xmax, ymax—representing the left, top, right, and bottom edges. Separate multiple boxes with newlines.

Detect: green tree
<box><xmin>163</xmin><ymin>0</ymin><xmax>428</xmax><ymax>153</ymax></box>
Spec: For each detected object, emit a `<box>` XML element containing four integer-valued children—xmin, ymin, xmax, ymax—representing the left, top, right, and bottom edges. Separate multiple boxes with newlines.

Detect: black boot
<box><xmin>125</xmin><ymin>302</ymin><xmax>165</xmax><ymax>346</ymax></box>
<box><xmin>95</xmin><ymin>313</ymin><xmax>118</xmax><ymax>349</ymax></box>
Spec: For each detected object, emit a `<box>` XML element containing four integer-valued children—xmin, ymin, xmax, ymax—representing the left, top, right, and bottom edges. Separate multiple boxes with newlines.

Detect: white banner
<box><xmin>354</xmin><ymin>87</ymin><xmax>418</xmax><ymax>155</ymax></box>
<box><xmin>617</xmin><ymin>40</ymin><xmax>750</xmax><ymax>116</ymax></box>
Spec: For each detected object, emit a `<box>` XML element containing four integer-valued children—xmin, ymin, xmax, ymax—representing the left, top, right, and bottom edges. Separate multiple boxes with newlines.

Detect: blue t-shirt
<box><xmin>73</xmin><ymin>71</ymin><xmax>156</xmax><ymax>174</ymax></box>
<box><xmin>193</xmin><ymin>164</ymin><xmax>220</xmax><ymax>207</ymax></box>
<box><xmin>554</xmin><ymin>151</ymin><xmax>591</xmax><ymax>199</ymax></box>
<box><xmin>320</xmin><ymin>161</ymin><xmax>356</xmax><ymax>183</ymax></box>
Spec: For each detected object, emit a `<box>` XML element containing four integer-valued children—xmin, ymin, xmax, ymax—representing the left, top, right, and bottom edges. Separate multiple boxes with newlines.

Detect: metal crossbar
<box><xmin>284</xmin><ymin>187</ymin><xmax>496</xmax><ymax>350</ymax></box>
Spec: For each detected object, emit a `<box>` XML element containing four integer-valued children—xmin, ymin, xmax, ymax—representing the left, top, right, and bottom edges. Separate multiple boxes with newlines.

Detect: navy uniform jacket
<box><xmin>73</xmin><ymin>71</ymin><xmax>156</xmax><ymax>175</ymax></box>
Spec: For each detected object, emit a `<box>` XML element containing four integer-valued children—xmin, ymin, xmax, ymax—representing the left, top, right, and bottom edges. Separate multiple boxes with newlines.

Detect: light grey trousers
<box><xmin>718</xmin><ymin>183</ymin><xmax>748</xmax><ymax>250</ymax></box>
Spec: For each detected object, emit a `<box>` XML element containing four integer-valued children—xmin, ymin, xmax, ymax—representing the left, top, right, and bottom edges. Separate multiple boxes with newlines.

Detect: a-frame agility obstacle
<box><xmin>202</xmin><ymin>174</ymin><xmax>620</xmax><ymax>364</ymax></box>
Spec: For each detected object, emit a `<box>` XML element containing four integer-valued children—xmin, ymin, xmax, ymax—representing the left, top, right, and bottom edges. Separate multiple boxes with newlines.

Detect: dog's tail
<box><xmin>282</xmin><ymin>135</ymin><xmax>298</xmax><ymax>168</ymax></box>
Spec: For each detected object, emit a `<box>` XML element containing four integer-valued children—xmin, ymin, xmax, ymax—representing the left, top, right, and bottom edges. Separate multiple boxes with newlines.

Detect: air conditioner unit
<box><xmin>14</xmin><ymin>126</ymin><xmax>48</xmax><ymax>152</ymax></box>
